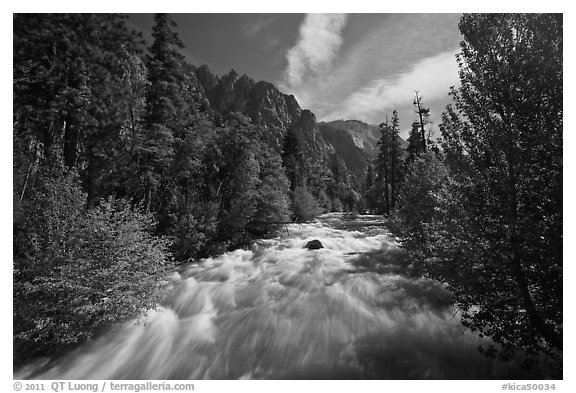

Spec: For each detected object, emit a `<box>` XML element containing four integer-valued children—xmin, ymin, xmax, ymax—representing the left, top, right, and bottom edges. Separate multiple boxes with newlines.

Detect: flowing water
<box><xmin>16</xmin><ymin>214</ymin><xmax>546</xmax><ymax>379</ymax></box>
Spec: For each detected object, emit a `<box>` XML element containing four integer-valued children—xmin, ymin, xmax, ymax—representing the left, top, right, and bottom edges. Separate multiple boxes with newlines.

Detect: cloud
<box><xmin>263</xmin><ymin>35</ymin><xmax>281</xmax><ymax>50</ymax></box>
<box><xmin>322</xmin><ymin>49</ymin><xmax>460</xmax><ymax>121</ymax></box>
<box><xmin>242</xmin><ymin>16</ymin><xmax>277</xmax><ymax>36</ymax></box>
<box><xmin>280</xmin><ymin>14</ymin><xmax>348</xmax><ymax>92</ymax></box>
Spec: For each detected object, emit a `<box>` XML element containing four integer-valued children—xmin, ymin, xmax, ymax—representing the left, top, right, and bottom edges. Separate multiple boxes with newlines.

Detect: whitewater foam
<box><xmin>15</xmin><ymin>214</ymin><xmax>540</xmax><ymax>379</ymax></box>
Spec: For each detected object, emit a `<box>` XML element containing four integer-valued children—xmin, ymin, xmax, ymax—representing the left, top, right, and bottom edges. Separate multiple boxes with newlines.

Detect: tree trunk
<box><xmin>391</xmin><ymin>136</ymin><xmax>396</xmax><ymax>209</ymax></box>
<box><xmin>509</xmin><ymin>250</ymin><xmax>562</xmax><ymax>350</ymax></box>
<box><xmin>63</xmin><ymin>117</ymin><xmax>79</xmax><ymax>169</ymax></box>
<box><xmin>381</xmin><ymin>128</ymin><xmax>390</xmax><ymax>215</ymax></box>
<box><xmin>86</xmin><ymin>147</ymin><xmax>98</xmax><ymax>208</ymax></box>
<box><xmin>414</xmin><ymin>92</ymin><xmax>427</xmax><ymax>153</ymax></box>
<box><xmin>383</xmin><ymin>171</ymin><xmax>389</xmax><ymax>215</ymax></box>
<box><xmin>506</xmin><ymin>150</ymin><xmax>562</xmax><ymax>351</ymax></box>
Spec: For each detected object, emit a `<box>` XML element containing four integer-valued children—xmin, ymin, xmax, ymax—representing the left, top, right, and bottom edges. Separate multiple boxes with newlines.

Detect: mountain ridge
<box><xmin>318</xmin><ymin>119</ymin><xmax>408</xmax><ymax>185</ymax></box>
<box><xmin>189</xmin><ymin>65</ymin><xmax>408</xmax><ymax>196</ymax></box>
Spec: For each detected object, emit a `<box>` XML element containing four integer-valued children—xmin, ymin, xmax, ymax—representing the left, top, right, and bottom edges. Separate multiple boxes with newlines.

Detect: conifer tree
<box><xmin>13</xmin><ymin>14</ymin><xmax>146</xmax><ymax>205</ymax></box>
<box><xmin>406</xmin><ymin>121</ymin><xmax>424</xmax><ymax>159</ymax></box>
<box><xmin>389</xmin><ymin>110</ymin><xmax>403</xmax><ymax>208</ymax></box>
<box><xmin>375</xmin><ymin>121</ymin><xmax>391</xmax><ymax>214</ymax></box>
<box><xmin>282</xmin><ymin>128</ymin><xmax>306</xmax><ymax>191</ymax></box>
<box><xmin>364</xmin><ymin>164</ymin><xmax>376</xmax><ymax>212</ymax></box>
<box><xmin>136</xmin><ymin>14</ymin><xmax>202</xmax><ymax>215</ymax></box>
<box><xmin>145</xmin><ymin>14</ymin><xmax>189</xmax><ymax>128</ymax></box>
<box><xmin>374</xmin><ymin>111</ymin><xmax>404</xmax><ymax>214</ymax></box>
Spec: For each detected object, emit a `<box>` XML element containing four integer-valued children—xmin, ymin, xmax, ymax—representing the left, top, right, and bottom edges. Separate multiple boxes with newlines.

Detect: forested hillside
<box><xmin>12</xmin><ymin>13</ymin><xmax>366</xmax><ymax>364</ymax></box>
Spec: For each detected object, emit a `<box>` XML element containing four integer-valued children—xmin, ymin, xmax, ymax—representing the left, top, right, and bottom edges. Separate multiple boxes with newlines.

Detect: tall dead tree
<box><xmin>413</xmin><ymin>91</ymin><xmax>430</xmax><ymax>153</ymax></box>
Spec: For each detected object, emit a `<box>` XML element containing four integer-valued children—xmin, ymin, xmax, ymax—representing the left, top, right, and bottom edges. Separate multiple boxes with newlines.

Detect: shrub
<box><xmin>291</xmin><ymin>187</ymin><xmax>321</xmax><ymax>222</ymax></box>
<box><xmin>331</xmin><ymin>197</ymin><xmax>343</xmax><ymax>212</ymax></box>
<box><xmin>14</xmin><ymin>172</ymin><xmax>173</xmax><ymax>364</ymax></box>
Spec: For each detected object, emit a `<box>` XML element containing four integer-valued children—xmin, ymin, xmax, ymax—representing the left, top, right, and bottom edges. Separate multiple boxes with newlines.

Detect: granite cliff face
<box><xmin>319</xmin><ymin>120</ymin><xmax>381</xmax><ymax>156</ymax></box>
<box><xmin>247</xmin><ymin>81</ymin><xmax>301</xmax><ymax>130</ymax></box>
<box><xmin>289</xmin><ymin>110</ymin><xmax>331</xmax><ymax>161</ymax></box>
<box><xmin>319</xmin><ymin>120</ymin><xmax>409</xmax><ymax>184</ymax></box>
<box><xmin>318</xmin><ymin>120</ymin><xmax>378</xmax><ymax>183</ymax></box>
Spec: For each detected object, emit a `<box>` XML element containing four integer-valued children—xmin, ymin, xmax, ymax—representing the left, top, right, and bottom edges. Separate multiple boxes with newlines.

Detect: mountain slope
<box><xmin>319</xmin><ymin>120</ymin><xmax>408</xmax><ymax>185</ymax></box>
<box><xmin>192</xmin><ymin>67</ymin><xmax>332</xmax><ymax>188</ymax></box>
<box><xmin>191</xmin><ymin>66</ymin><xmax>411</xmax><ymax>197</ymax></box>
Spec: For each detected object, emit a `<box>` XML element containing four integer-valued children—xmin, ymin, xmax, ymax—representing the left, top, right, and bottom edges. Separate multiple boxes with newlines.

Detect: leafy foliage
<box><xmin>13</xmin><ymin>13</ymin><xmax>300</xmax><ymax>364</ymax></box>
<box><xmin>250</xmin><ymin>145</ymin><xmax>291</xmax><ymax>234</ymax></box>
<box><xmin>14</xmin><ymin>171</ymin><xmax>172</xmax><ymax>364</ymax></box>
<box><xmin>395</xmin><ymin>13</ymin><xmax>562</xmax><ymax>367</ymax></box>
<box><xmin>13</xmin><ymin>14</ymin><xmax>148</xmax><ymax>205</ymax></box>
<box><xmin>393</xmin><ymin>152</ymin><xmax>452</xmax><ymax>255</ymax></box>
<box><xmin>291</xmin><ymin>186</ymin><xmax>321</xmax><ymax>222</ymax></box>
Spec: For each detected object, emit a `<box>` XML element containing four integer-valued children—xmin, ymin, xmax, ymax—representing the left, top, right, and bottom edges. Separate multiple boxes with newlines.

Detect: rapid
<box><xmin>15</xmin><ymin>214</ymin><xmax>540</xmax><ymax>379</ymax></box>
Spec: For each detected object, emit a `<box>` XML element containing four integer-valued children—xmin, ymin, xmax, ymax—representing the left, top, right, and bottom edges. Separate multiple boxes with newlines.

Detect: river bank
<box><xmin>15</xmin><ymin>214</ymin><xmax>555</xmax><ymax>379</ymax></box>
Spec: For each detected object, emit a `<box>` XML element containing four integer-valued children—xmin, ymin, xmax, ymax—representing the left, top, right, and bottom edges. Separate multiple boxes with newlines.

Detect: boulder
<box><xmin>304</xmin><ymin>239</ymin><xmax>324</xmax><ymax>250</ymax></box>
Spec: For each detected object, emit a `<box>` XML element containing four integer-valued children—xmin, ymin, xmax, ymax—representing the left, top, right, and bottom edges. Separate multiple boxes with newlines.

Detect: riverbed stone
<box><xmin>305</xmin><ymin>239</ymin><xmax>324</xmax><ymax>250</ymax></box>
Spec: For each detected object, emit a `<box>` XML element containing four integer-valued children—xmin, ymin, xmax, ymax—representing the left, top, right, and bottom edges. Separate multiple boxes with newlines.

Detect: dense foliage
<box><xmin>394</xmin><ymin>13</ymin><xmax>562</xmax><ymax>368</ymax></box>
<box><xmin>369</xmin><ymin>110</ymin><xmax>404</xmax><ymax>214</ymax></box>
<box><xmin>291</xmin><ymin>186</ymin><xmax>322</xmax><ymax>222</ymax></box>
<box><xmin>13</xmin><ymin>13</ymin><xmax>359</xmax><ymax>363</ymax></box>
<box><xmin>14</xmin><ymin>170</ymin><xmax>172</xmax><ymax>363</ymax></box>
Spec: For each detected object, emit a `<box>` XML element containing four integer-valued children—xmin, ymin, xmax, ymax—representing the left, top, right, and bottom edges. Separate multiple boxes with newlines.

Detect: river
<box><xmin>15</xmin><ymin>214</ymin><xmax>546</xmax><ymax>379</ymax></box>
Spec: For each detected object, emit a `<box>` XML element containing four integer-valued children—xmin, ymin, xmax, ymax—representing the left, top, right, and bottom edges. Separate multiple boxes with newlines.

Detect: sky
<box><xmin>132</xmin><ymin>13</ymin><xmax>464</xmax><ymax>137</ymax></box>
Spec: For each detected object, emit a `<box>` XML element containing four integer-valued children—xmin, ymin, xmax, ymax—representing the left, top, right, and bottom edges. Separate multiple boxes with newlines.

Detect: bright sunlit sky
<box><xmin>128</xmin><ymin>13</ymin><xmax>463</xmax><ymax>136</ymax></box>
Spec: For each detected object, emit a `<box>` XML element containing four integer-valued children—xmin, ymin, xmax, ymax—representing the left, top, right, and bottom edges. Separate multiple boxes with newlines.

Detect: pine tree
<box><xmin>406</xmin><ymin>121</ymin><xmax>424</xmax><ymax>159</ymax></box>
<box><xmin>375</xmin><ymin>120</ymin><xmax>391</xmax><ymax>214</ymax></box>
<box><xmin>374</xmin><ymin>111</ymin><xmax>404</xmax><ymax>214</ymax></box>
<box><xmin>282</xmin><ymin>128</ymin><xmax>306</xmax><ymax>191</ymax></box>
<box><xmin>135</xmin><ymin>14</ymin><xmax>193</xmax><ymax>213</ymax></box>
<box><xmin>389</xmin><ymin>110</ymin><xmax>403</xmax><ymax>208</ymax></box>
<box><xmin>145</xmin><ymin>14</ymin><xmax>191</xmax><ymax>128</ymax></box>
<box><xmin>13</xmin><ymin>14</ymin><xmax>146</xmax><ymax>205</ymax></box>
<box><xmin>327</xmin><ymin>154</ymin><xmax>351</xmax><ymax>210</ymax></box>
<box><xmin>364</xmin><ymin>164</ymin><xmax>376</xmax><ymax>212</ymax></box>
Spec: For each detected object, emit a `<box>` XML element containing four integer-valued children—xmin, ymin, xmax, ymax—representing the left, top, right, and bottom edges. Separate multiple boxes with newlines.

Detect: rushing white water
<box><xmin>15</xmin><ymin>214</ymin><xmax>541</xmax><ymax>379</ymax></box>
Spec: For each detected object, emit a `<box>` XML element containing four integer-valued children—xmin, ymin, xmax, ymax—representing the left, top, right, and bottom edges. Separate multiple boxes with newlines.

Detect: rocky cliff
<box><xmin>319</xmin><ymin>120</ymin><xmax>409</xmax><ymax>184</ymax></box>
<box><xmin>190</xmin><ymin>66</ymin><xmax>395</xmax><ymax>193</ymax></box>
<box><xmin>192</xmin><ymin>67</ymin><xmax>330</xmax><ymax>167</ymax></box>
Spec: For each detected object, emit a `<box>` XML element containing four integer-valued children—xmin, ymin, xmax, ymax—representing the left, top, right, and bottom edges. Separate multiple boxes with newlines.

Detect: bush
<box><xmin>316</xmin><ymin>190</ymin><xmax>332</xmax><ymax>213</ymax></box>
<box><xmin>291</xmin><ymin>187</ymin><xmax>321</xmax><ymax>222</ymax></box>
<box><xmin>331</xmin><ymin>197</ymin><xmax>343</xmax><ymax>212</ymax></box>
<box><xmin>172</xmin><ymin>199</ymin><xmax>219</xmax><ymax>260</ymax></box>
<box><xmin>14</xmin><ymin>172</ymin><xmax>173</xmax><ymax>364</ymax></box>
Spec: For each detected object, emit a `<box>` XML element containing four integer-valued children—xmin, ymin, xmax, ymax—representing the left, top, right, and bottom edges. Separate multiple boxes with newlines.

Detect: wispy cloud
<box><xmin>263</xmin><ymin>35</ymin><xmax>281</xmax><ymax>50</ymax></box>
<box><xmin>279</xmin><ymin>14</ymin><xmax>348</xmax><ymax>96</ymax></box>
<box><xmin>322</xmin><ymin>49</ymin><xmax>460</xmax><ymax>121</ymax></box>
<box><xmin>242</xmin><ymin>16</ymin><xmax>277</xmax><ymax>36</ymax></box>
<box><xmin>274</xmin><ymin>14</ymin><xmax>462</xmax><ymax>130</ymax></box>
<box><xmin>241</xmin><ymin>16</ymin><xmax>283</xmax><ymax>52</ymax></box>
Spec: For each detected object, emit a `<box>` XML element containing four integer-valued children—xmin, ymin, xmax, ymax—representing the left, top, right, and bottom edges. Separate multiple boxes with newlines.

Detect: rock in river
<box><xmin>304</xmin><ymin>239</ymin><xmax>324</xmax><ymax>250</ymax></box>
